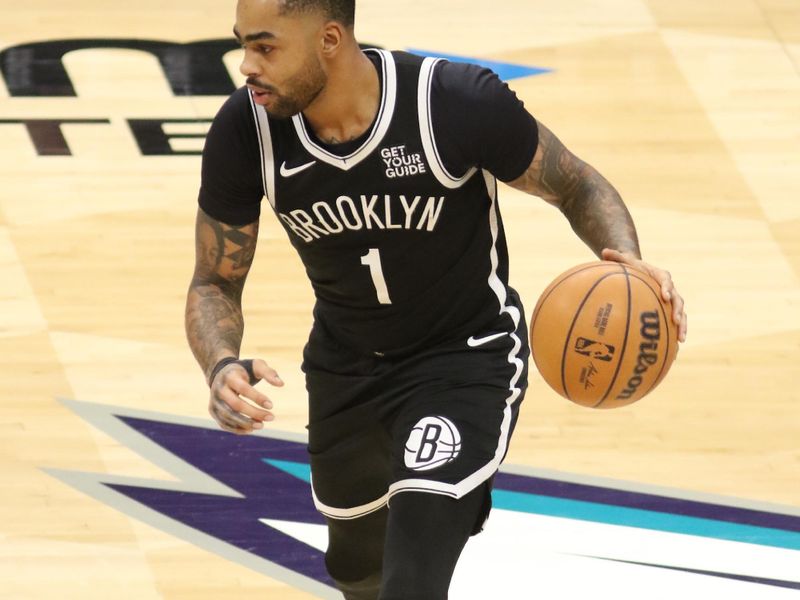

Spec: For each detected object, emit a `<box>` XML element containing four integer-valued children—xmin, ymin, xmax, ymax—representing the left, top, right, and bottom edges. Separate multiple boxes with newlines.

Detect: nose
<box><xmin>239</xmin><ymin>48</ymin><xmax>261</xmax><ymax>79</ymax></box>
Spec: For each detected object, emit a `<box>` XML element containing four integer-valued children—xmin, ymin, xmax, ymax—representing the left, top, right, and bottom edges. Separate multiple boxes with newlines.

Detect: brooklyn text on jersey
<box><xmin>278</xmin><ymin>194</ymin><xmax>446</xmax><ymax>243</ymax></box>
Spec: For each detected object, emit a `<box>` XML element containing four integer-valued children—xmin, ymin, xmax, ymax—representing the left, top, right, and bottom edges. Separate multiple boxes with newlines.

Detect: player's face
<box><xmin>235</xmin><ymin>0</ymin><xmax>327</xmax><ymax>119</ymax></box>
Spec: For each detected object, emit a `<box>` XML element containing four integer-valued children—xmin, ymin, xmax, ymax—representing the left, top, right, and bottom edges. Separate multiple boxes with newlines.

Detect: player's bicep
<box><xmin>192</xmin><ymin>206</ymin><xmax>259</xmax><ymax>286</ymax></box>
<box><xmin>506</xmin><ymin>121</ymin><xmax>591</xmax><ymax>208</ymax></box>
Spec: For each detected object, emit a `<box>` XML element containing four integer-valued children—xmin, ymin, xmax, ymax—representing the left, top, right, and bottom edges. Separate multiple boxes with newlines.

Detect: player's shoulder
<box><xmin>385</xmin><ymin>50</ymin><xmax>501</xmax><ymax>102</ymax></box>
<box><xmin>203</xmin><ymin>86</ymin><xmax>261</xmax><ymax>164</ymax></box>
<box><xmin>383</xmin><ymin>49</ymin><xmax>428</xmax><ymax>82</ymax></box>
<box><xmin>430</xmin><ymin>59</ymin><xmax>504</xmax><ymax>102</ymax></box>
<box><xmin>388</xmin><ymin>50</ymin><xmax>491</xmax><ymax>81</ymax></box>
<box><xmin>205</xmin><ymin>86</ymin><xmax>261</xmax><ymax>151</ymax></box>
<box><xmin>210</xmin><ymin>86</ymin><xmax>254</xmax><ymax>132</ymax></box>
<box><xmin>388</xmin><ymin>49</ymin><xmax>427</xmax><ymax>67</ymax></box>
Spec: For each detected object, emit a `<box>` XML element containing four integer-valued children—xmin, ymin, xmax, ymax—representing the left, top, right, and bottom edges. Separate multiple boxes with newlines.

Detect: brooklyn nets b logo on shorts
<box><xmin>404</xmin><ymin>416</ymin><xmax>462</xmax><ymax>471</ymax></box>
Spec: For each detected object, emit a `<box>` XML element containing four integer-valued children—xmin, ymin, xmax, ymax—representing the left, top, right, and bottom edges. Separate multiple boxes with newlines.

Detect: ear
<box><xmin>321</xmin><ymin>21</ymin><xmax>345</xmax><ymax>56</ymax></box>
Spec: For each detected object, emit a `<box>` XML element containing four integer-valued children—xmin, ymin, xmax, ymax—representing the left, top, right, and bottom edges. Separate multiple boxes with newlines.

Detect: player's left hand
<box><xmin>208</xmin><ymin>358</ymin><xmax>282</xmax><ymax>435</ymax></box>
<box><xmin>601</xmin><ymin>248</ymin><xmax>687</xmax><ymax>343</ymax></box>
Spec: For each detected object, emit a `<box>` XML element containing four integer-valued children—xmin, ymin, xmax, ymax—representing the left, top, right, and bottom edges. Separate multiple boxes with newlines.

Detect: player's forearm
<box><xmin>559</xmin><ymin>164</ymin><xmax>641</xmax><ymax>259</ymax></box>
<box><xmin>508</xmin><ymin>121</ymin><xmax>641</xmax><ymax>259</ymax></box>
<box><xmin>186</xmin><ymin>208</ymin><xmax>259</xmax><ymax>382</ymax></box>
<box><xmin>185</xmin><ymin>280</ymin><xmax>245</xmax><ymax>383</ymax></box>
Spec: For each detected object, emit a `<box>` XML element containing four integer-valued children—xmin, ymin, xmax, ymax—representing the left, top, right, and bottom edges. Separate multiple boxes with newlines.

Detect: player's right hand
<box><xmin>208</xmin><ymin>358</ymin><xmax>283</xmax><ymax>435</ymax></box>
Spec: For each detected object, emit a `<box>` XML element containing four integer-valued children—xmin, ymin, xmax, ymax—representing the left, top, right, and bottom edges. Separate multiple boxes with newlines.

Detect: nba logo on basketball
<box><xmin>404</xmin><ymin>416</ymin><xmax>462</xmax><ymax>471</ymax></box>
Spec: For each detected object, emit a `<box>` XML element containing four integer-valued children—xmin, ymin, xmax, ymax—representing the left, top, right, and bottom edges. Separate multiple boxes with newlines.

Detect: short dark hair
<box><xmin>279</xmin><ymin>0</ymin><xmax>355</xmax><ymax>27</ymax></box>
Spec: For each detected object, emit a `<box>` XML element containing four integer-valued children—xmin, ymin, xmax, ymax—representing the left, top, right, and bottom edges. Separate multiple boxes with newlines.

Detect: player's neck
<box><xmin>302</xmin><ymin>49</ymin><xmax>380</xmax><ymax>146</ymax></box>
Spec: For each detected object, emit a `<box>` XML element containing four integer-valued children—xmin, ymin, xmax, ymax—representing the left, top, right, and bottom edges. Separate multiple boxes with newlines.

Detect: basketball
<box><xmin>530</xmin><ymin>261</ymin><xmax>678</xmax><ymax>408</ymax></box>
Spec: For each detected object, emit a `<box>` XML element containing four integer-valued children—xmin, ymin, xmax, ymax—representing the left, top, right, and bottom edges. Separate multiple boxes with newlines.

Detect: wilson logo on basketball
<box><xmin>616</xmin><ymin>311</ymin><xmax>660</xmax><ymax>401</ymax></box>
<box><xmin>404</xmin><ymin>416</ymin><xmax>462</xmax><ymax>472</ymax></box>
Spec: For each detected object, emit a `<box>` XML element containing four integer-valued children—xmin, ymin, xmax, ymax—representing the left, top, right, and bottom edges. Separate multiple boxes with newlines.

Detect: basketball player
<box><xmin>185</xmin><ymin>0</ymin><xmax>688</xmax><ymax>597</ymax></box>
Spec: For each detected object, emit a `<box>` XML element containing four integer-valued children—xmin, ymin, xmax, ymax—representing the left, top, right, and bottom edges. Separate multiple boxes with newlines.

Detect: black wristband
<box><xmin>208</xmin><ymin>357</ymin><xmax>259</xmax><ymax>387</ymax></box>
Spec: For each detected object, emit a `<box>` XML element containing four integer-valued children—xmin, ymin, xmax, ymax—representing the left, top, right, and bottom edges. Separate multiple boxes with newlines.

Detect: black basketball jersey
<box><xmin>200</xmin><ymin>50</ymin><xmax>539</xmax><ymax>358</ymax></box>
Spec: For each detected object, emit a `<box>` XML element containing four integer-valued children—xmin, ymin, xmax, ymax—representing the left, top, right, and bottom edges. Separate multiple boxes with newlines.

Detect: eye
<box><xmin>257</xmin><ymin>45</ymin><xmax>273</xmax><ymax>54</ymax></box>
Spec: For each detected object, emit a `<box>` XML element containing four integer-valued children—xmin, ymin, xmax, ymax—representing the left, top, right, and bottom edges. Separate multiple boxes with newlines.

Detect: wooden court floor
<box><xmin>1</xmin><ymin>0</ymin><xmax>798</xmax><ymax>598</ymax></box>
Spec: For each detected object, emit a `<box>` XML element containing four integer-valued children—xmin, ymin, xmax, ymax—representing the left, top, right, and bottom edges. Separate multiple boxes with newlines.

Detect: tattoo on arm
<box><xmin>323</xmin><ymin>134</ymin><xmax>358</xmax><ymax>145</ymax></box>
<box><xmin>185</xmin><ymin>208</ymin><xmax>259</xmax><ymax>382</ymax></box>
<box><xmin>508</xmin><ymin>122</ymin><xmax>641</xmax><ymax>258</ymax></box>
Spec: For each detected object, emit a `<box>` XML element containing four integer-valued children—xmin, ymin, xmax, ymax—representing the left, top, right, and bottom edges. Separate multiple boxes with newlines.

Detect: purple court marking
<box><xmin>493</xmin><ymin>472</ymin><xmax>800</xmax><ymax>534</ymax></box>
<box><xmin>53</xmin><ymin>405</ymin><xmax>800</xmax><ymax>594</ymax></box>
<box><xmin>586</xmin><ymin>557</ymin><xmax>800</xmax><ymax>591</ymax></box>
<box><xmin>114</xmin><ymin>417</ymin><xmax>331</xmax><ymax>585</ymax></box>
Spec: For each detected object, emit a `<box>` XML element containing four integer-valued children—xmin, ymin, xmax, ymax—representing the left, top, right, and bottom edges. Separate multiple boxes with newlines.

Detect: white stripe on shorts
<box><xmin>387</xmin><ymin>170</ymin><xmax>525</xmax><ymax>502</ymax></box>
<box><xmin>312</xmin><ymin>483</ymin><xmax>389</xmax><ymax>520</ymax></box>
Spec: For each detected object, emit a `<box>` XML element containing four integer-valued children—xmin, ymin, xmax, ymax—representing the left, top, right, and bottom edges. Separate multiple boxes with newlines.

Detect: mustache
<box><xmin>246</xmin><ymin>78</ymin><xmax>277</xmax><ymax>94</ymax></box>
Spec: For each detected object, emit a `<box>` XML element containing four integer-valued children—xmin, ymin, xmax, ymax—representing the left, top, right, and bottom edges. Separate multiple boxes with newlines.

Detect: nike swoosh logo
<box><xmin>279</xmin><ymin>160</ymin><xmax>316</xmax><ymax>177</ymax></box>
<box><xmin>467</xmin><ymin>332</ymin><xmax>508</xmax><ymax>347</ymax></box>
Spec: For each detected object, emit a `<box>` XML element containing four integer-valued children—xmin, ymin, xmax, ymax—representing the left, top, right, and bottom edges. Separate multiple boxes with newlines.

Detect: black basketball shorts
<box><xmin>302</xmin><ymin>296</ymin><xmax>530</xmax><ymax>521</ymax></box>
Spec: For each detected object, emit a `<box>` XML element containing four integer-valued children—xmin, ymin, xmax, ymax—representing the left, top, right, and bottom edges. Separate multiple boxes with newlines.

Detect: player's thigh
<box><xmin>380</xmin><ymin>482</ymin><xmax>492</xmax><ymax>599</ymax></box>
<box><xmin>307</xmin><ymin>401</ymin><xmax>393</xmax><ymax>517</ymax></box>
<box><xmin>389</xmin><ymin>379</ymin><xmax>523</xmax><ymax>501</ymax></box>
<box><xmin>325</xmin><ymin>507</ymin><xmax>388</xmax><ymax>581</ymax></box>
<box><xmin>387</xmin><ymin>318</ymin><xmax>528</xmax><ymax>499</ymax></box>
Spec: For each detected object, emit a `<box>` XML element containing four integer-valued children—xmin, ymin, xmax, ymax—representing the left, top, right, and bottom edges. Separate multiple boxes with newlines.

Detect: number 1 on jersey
<box><xmin>361</xmin><ymin>248</ymin><xmax>392</xmax><ymax>305</ymax></box>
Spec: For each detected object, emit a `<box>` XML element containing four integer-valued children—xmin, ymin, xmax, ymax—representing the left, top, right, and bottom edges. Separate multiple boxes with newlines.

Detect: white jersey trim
<box><xmin>418</xmin><ymin>57</ymin><xmax>478</xmax><ymax>189</ymax></box>
<box><xmin>387</xmin><ymin>170</ymin><xmax>523</xmax><ymax>502</ymax></box>
<box><xmin>290</xmin><ymin>49</ymin><xmax>397</xmax><ymax>171</ymax></box>
<box><xmin>249</xmin><ymin>91</ymin><xmax>276</xmax><ymax>209</ymax></box>
<box><xmin>311</xmin><ymin>485</ymin><xmax>389</xmax><ymax>520</ymax></box>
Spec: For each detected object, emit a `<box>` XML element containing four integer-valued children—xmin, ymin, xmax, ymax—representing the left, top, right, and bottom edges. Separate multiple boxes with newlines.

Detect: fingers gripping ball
<box><xmin>530</xmin><ymin>261</ymin><xmax>678</xmax><ymax>408</ymax></box>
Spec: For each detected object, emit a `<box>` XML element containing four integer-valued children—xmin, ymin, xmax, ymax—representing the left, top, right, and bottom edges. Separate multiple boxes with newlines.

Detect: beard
<box><xmin>250</xmin><ymin>54</ymin><xmax>327</xmax><ymax>120</ymax></box>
